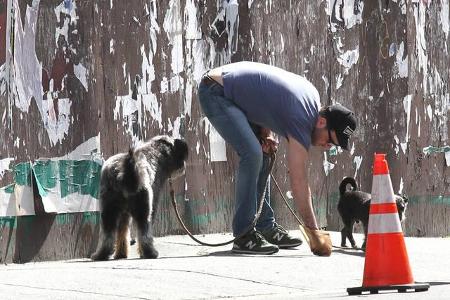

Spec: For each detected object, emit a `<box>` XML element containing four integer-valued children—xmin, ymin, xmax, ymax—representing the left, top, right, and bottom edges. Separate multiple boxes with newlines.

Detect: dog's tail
<box><xmin>339</xmin><ymin>176</ymin><xmax>357</xmax><ymax>195</ymax></box>
<box><xmin>121</xmin><ymin>148</ymin><xmax>142</xmax><ymax>194</ymax></box>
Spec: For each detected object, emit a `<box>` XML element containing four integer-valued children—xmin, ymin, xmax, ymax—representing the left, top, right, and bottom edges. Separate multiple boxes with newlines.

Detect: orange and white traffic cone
<box><xmin>347</xmin><ymin>153</ymin><xmax>429</xmax><ymax>295</ymax></box>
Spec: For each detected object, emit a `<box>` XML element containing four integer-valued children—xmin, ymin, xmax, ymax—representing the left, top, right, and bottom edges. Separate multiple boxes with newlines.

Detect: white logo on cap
<box><xmin>343</xmin><ymin>126</ymin><xmax>354</xmax><ymax>137</ymax></box>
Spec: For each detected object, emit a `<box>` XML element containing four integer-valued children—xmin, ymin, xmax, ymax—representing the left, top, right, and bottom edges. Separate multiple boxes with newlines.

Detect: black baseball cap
<box><xmin>323</xmin><ymin>104</ymin><xmax>356</xmax><ymax>150</ymax></box>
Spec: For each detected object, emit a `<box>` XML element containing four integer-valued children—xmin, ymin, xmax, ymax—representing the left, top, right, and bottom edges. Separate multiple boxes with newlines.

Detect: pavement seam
<box><xmin>0</xmin><ymin>282</ymin><xmax>149</xmax><ymax>299</ymax></box>
<box><xmin>105</xmin><ymin>265</ymin><xmax>313</xmax><ymax>291</ymax></box>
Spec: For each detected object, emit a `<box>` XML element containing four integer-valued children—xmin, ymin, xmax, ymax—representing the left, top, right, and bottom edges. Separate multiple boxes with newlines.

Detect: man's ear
<box><xmin>316</xmin><ymin>116</ymin><xmax>327</xmax><ymax>129</ymax></box>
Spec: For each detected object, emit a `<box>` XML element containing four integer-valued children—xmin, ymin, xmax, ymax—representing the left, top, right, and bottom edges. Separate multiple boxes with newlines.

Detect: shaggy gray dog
<box><xmin>91</xmin><ymin>135</ymin><xmax>188</xmax><ymax>260</ymax></box>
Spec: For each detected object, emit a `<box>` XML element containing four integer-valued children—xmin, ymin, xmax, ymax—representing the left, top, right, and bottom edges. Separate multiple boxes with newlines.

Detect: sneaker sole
<box><xmin>278</xmin><ymin>242</ymin><xmax>303</xmax><ymax>249</ymax></box>
<box><xmin>231</xmin><ymin>248</ymin><xmax>279</xmax><ymax>255</ymax></box>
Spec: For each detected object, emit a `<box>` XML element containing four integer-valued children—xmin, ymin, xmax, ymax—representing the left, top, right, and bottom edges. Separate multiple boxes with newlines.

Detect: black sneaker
<box><xmin>232</xmin><ymin>230</ymin><xmax>279</xmax><ymax>255</ymax></box>
<box><xmin>260</xmin><ymin>223</ymin><xmax>303</xmax><ymax>249</ymax></box>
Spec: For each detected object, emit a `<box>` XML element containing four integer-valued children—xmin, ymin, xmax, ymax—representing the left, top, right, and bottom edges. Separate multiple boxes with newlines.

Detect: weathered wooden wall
<box><xmin>0</xmin><ymin>0</ymin><xmax>449</xmax><ymax>262</ymax></box>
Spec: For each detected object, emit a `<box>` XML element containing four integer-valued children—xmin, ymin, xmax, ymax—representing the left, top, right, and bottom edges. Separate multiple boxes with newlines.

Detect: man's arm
<box><xmin>286</xmin><ymin>135</ymin><xmax>319</xmax><ymax>230</ymax></box>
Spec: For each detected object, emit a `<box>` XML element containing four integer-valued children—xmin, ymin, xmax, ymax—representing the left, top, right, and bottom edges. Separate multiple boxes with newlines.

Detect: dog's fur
<box><xmin>338</xmin><ymin>176</ymin><xmax>408</xmax><ymax>250</ymax></box>
<box><xmin>91</xmin><ymin>135</ymin><xmax>188</xmax><ymax>260</ymax></box>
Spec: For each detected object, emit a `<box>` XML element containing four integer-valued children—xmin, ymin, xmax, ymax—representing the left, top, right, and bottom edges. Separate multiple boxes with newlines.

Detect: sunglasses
<box><xmin>327</xmin><ymin>128</ymin><xmax>339</xmax><ymax>147</ymax></box>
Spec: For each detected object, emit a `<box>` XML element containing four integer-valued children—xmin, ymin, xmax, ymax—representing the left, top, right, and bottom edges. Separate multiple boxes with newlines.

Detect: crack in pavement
<box><xmin>0</xmin><ymin>282</ymin><xmax>149</xmax><ymax>299</ymax></box>
<box><xmin>104</xmin><ymin>265</ymin><xmax>312</xmax><ymax>291</ymax></box>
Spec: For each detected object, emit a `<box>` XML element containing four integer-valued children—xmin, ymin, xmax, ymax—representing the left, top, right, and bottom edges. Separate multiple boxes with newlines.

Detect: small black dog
<box><xmin>337</xmin><ymin>176</ymin><xmax>408</xmax><ymax>250</ymax></box>
<box><xmin>91</xmin><ymin>135</ymin><xmax>188</xmax><ymax>261</ymax></box>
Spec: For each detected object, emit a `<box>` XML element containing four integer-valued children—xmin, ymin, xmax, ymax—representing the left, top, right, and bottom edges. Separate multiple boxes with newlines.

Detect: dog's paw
<box><xmin>140</xmin><ymin>247</ymin><xmax>159</xmax><ymax>259</ymax></box>
<box><xmin>91</xmin><ymin>252</ymin><xmax>110</xmax><ymax>261</ymax></box>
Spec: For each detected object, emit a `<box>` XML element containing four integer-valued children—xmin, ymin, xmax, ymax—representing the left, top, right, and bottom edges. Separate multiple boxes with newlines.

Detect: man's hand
<box><xmin>260</xmin><ymin>128</ymin><xmax>278</xmax><ymax>154</ymax></box>
<box><xmin>301</xmin><ymin>225</ymin><xmax>332</xmax><ymax>256</ymax></box>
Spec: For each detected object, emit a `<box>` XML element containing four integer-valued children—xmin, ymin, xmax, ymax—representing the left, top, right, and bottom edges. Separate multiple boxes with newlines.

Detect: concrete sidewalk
<box><xmin>0</xmin><ymin>231</ymin><xmax>449</xmax><ymax>299</ymax></box>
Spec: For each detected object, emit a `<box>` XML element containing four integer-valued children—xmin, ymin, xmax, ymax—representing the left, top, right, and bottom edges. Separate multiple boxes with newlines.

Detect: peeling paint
<box><xmin>326</xmin><ymin>0</ymin><xmax>364</xmax><ymax>32</ymax></box>
<box><xmin>163</xmin><ymin>0</ymin><xmax>184</xmax><ymax>77</ymax></box>
<box><xmin>0</xmin><ymin>157</ymin><xmax>14</xmax><ymax>179</ymax></box>
<box><xmin>184</xmin><ymin>0</ymin><xmax>201</xmax><ymax>40</ymax></box>
<box><xmin>402</xmin><ymin>94</ymin><xmax>412</xmax><ymax>153</ymax></box>
<box><xmin>440</xmin><ymin>0</ymin><xmax>449</xmax><ymax>41</ymax></box>
<box><xmin>394</xmin><ymin>42</ymin><xmax>408</xmax><ymax>78</ymax></box>
<box><xmin>73</xmin><ymin>63</ymin><xmax>88</xmax><ymax>90</ymax></box>
<box><xmin>54</xmin><ymin>0</ymin><xmax>78</xmax><ymax>45</ymax></box>
<box><xmin>204</xmin><ymin>118</ymin><xmax>227</xmax><ymax>162</ymax></box>
<box><xmin>413</xmin><ymin>0</ymin><xmax>429</xmax><ymax>94</ymax></box>
<box><xmin>323</xmin><ymin>152</ymin><xmax>335</xmax><ymax>176</ymax></box>
<box><xmin>337</xmin><ymin>48</ymin><xmax>359</xmax><ymax>75</ymax></box>
<box><xmin>353</xmin><ymin>155</ymin><xmax>362</xmax><ymax>178</ymax></box>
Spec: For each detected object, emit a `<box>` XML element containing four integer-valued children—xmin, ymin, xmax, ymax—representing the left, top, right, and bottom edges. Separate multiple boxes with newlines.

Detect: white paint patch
<box><xmin>73</xmin><ymin>63</ymin><xmax>88</xmax><ymax>90</ymax></box>
<box><xmin>51</xmin><ymin>134</ymin><xmax>101</xmax><ymax>161</ymax></box>
<box><xmin>402</xmin><ymin>95</ymin><xmax>412</xmax><ymax>148</ymax></box>
<box><xmin>42</xmin><ymin>96</ymin><xmax>73</xmax><ymax>146</ymax></box>
<box><xmin>187</xmin><ymin>40</ymin><xmax>207</xmax><ymax>83</ymax></box>
<box><xmin>394</xmin><ymin>135</ymin><xmax>400</xmax><ymax>155</ymax></box>
<box><xmin>414</xmin><ymin>1</ymin><xmax>429</xmax><ymax>94</ymax></box>
<box><xmin>426</xmin><ymin>104</ymin><xmax>433</xmax><ymax>120</ymax></box>
<box><xmin>142</xmin><ymin>93</ymin><xmax>163</xmax><ymax>129</ymax></box>
<box><xmin>336</xmin><ymin>73</ymin><xmax>343</xmax><ymax>89</ymax></box>
<box><xmin>446</xmin><ymin>151</ymin><xmax>450</xmax><ymax>167</ymax></box>
<box><xmin>323</xmin><ymin>152</ymin><xmax>335</xmax><ymax>176</ymax></box>
<box><xmin>160</xmin><ymin>77</ymin><xmax>169</xmax><ymax>93</ymax></box>
<box><xmin>394</xmin><ymin>42</ymin><xmax>408</xmax><ymax>78</ymax></box>
<box><xmin>110</xmin><ymin>39</ymin><xmax>115</xmax><ymax>54</ymax></box>
<box><xmin>140</xmin><ymin>45</ymin><xmax>156</xmax><ymax>90</ymax></box>
<box><xmin>206</xmin><ymin>120</ymin><xmax>227</xmax><ymax>162</ymax></box>
<box><xmin>184</xmin><ymin>0</ymin><xmax>202</xmax><ymax>40</ymax></box>
<box><xmin>168</xmin><ymin>116</ymin><xmax>182</xmax><ymax>138</ymax></box>
<box><xmin>398</xmin><ymin>177</ymin><xmax>404</xmax><ymax>194</ymax></box>
<box><xmin>440</xmin><ymin>0</ymin><xmax>449</xmax><ymax>41</ymax></box>
<box><xmin>322</xmin><ymin>75</ymin><xmax>329</xmax><ymax>94</ymax></box>
<box><xmin>0</xmin><ymin>64</ymin><xmax>6</xmax><ymax>96</ymax></box>
<box><xmin>0</xmin><ymin>185</ymin><xmax>16</xmax><ymax>217</ymax></box>
<box><xmin>225</xmin><ymin>0</ymin><xmax>239</xmax><ymax>56</ymax></box>
<box><xmin>13</xmin><ymin>0</ymin><xmax>43</xmax><ymax>112</ymax></box>
<box><xmin>337</xmin><ymin>48</ymin><xmax>359</xmax><ymax>75</ymax></box>
<box><xmin>326</xmin><ymin>0</ymin><xmax>364</xmax><ymax>32</ymax></box>
<box><xmin>0</xmin><ymin>158</ymin><xmax>14</xmax><ymax>180</ymax></box>
<box><xmin>184</xmin><ymin>81</ymin><xmax>193</xmax><ymax>116</ymax></box>
<box><xmin>163</xmin><ymin>0</ymin><xmax>184</xmax><ymax>75</ymax></box>
<box><xmin>353</xmin><ymin>156</ymin><xmax>362</xmax><ymax>178</ymax></box>
<box><xmin>54</xmin><ymin>0</ymin><xmax>79</xmax><ymax>46</ymax></box>
<box><xmin>113</xmin><ymin>95</ymin><xmax>141</xmax><ymax>142</ymax></box>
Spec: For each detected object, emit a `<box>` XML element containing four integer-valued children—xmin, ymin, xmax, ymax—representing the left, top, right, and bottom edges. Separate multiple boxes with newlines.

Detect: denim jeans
<box><xmin>198</xmin><ymin>80</ymin><xmax>275</xmax><ymax>236</ymax></box>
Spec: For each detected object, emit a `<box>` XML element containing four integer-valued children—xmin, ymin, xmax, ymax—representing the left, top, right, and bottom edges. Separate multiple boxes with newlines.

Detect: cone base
<box><xmin>347</xmin><ymin>283</ymin><xmax>430</xmax><ymax>295</ymax></box>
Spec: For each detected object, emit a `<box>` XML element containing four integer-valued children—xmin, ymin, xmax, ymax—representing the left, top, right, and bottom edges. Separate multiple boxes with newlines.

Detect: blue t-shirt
<box><xmin>222</xmin><ymin>61</ymin><xmax>320</xmax><ymax>149</ymax></box>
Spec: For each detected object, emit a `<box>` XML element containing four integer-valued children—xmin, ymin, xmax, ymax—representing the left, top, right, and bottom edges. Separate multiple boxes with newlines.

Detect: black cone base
<box><xmin>347</xmin><ymin>283</ymin><xmax>430</xmax><ymax>295</ymax></box>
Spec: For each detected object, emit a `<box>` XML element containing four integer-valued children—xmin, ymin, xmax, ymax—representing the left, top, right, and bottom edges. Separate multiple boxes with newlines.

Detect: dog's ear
<box><xmin>174</xmin><ymin>138</ymin><xmax>189</xmax><ymax>161</ymax></box>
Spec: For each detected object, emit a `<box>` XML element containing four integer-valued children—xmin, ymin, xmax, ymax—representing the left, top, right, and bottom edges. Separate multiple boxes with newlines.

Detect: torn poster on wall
<box><xmin>0</xmin><ymin>135</ymin><xmax>102</xmax><ymax>217</ymax></box>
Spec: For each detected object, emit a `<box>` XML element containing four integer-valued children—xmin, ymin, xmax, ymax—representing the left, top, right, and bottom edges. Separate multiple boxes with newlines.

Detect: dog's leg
<box><xmin>340</xmin><ymin>227</ymin><xmax>347</xmax><ymax>247</ymax></box>
<box><xmin>361</xmin><ymin>223</ymin><xmax>368</xmax><ymax>250</ymax></box>
<box><xmin>91</xmin><ymin>196</ymin><xmax>122</xmax><ymax>261</ymax></box>
<box><xmin>347</xmin><ymin>220</ymin><xmax>358</xmax><ymax>248</ymax></box>
<box><xmin>131</xmin><ymin>190</ymin><xmax>158</xmax><ymax>259</ymax></box>
<box><xmin>114</xmin><ymin>213</ymin><xmax>131</xmax><ymax>259</ymax></box>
